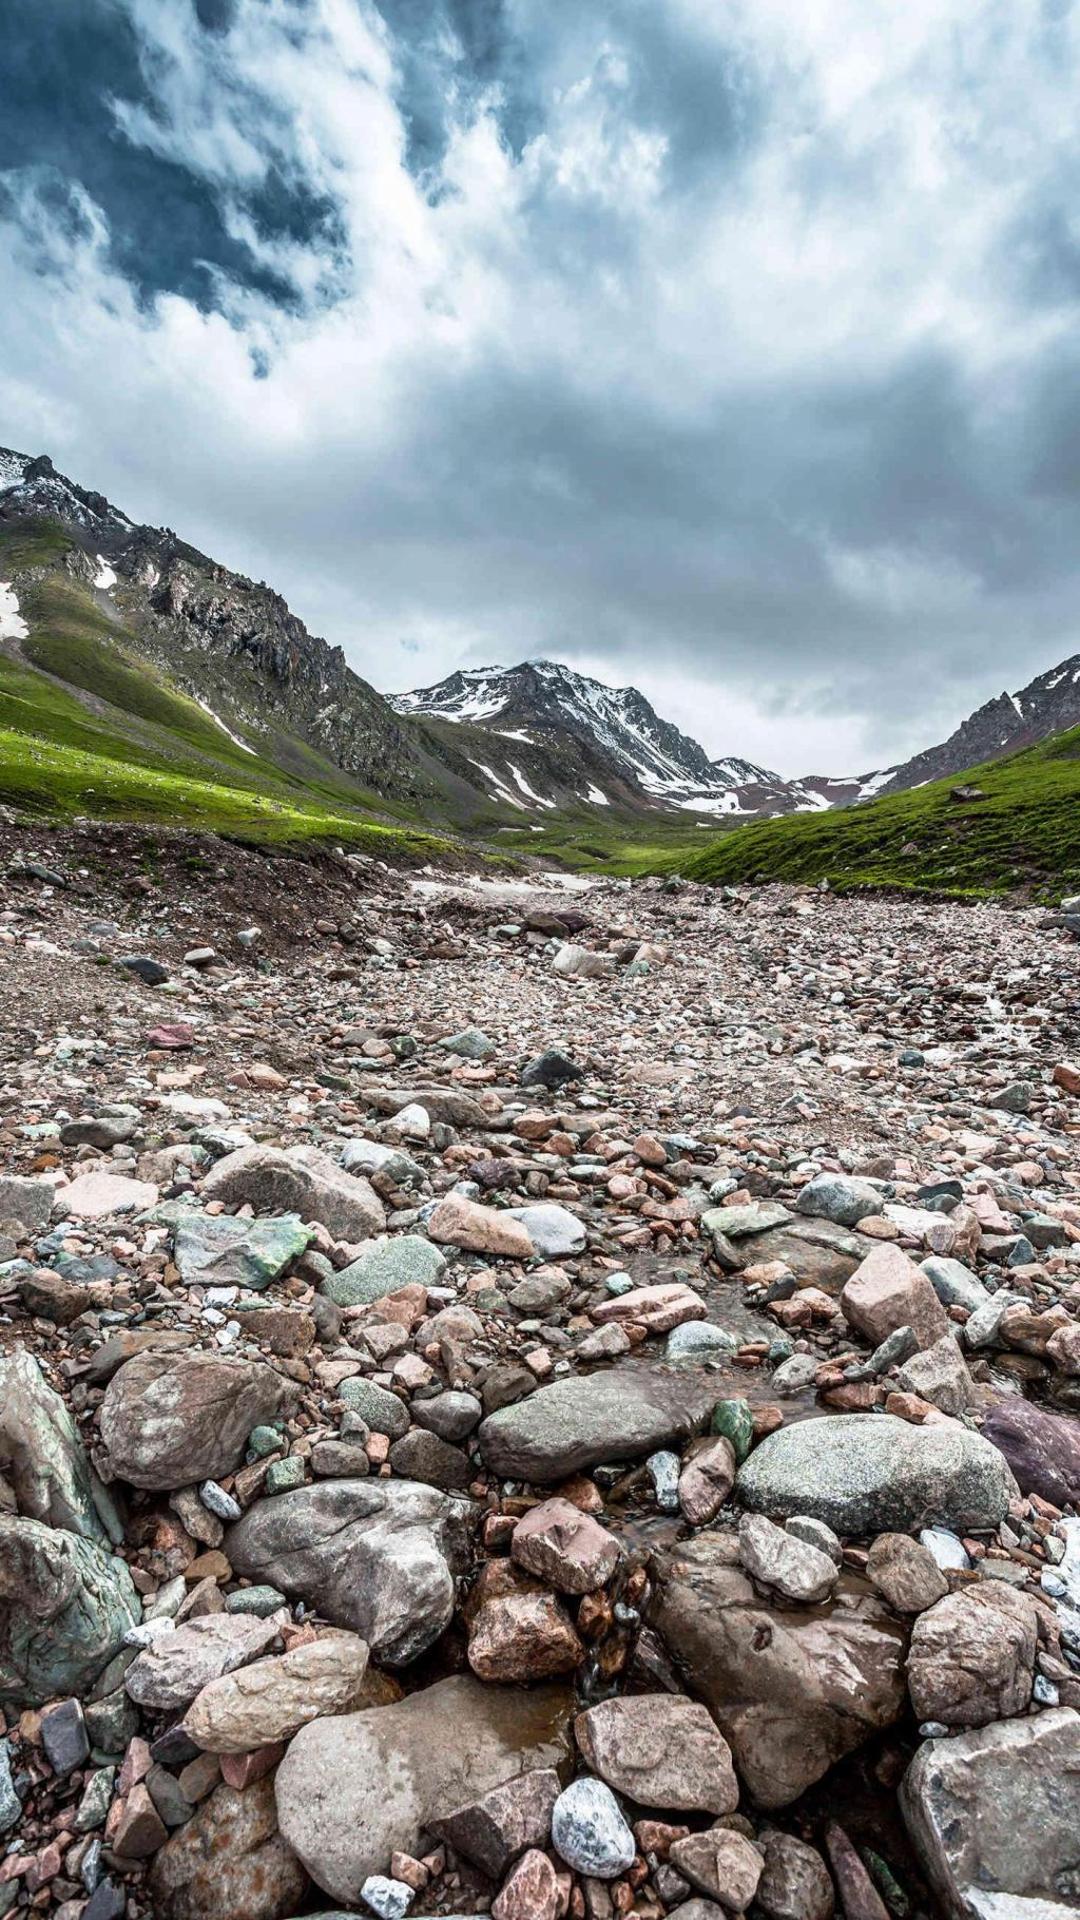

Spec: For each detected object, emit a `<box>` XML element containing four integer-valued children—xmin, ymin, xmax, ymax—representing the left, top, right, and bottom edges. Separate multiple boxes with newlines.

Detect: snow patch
<box><xmin>192</xmin><ymin>694</ymin><xmax>256</xmax><ymax>754</ymax></box>
<box><xmin>508</xmin><ymin>763</ymin><xmax>556</xmax><ymax>808</ymax></box>
<box><xmin>585</xmin><ymin>783</ymin><xmax>609</xmax><ymax>805</ymax></box>
<box><xmin>0</xmin><ymin>450</ymin><xmax>29</xmax><ymax>492</ymax></box>
<box><xmin>0</xmin><ymin>581</ymin><xmax>28</xmax><ymax>641</ymax></box>
<box><xmin>93</xmin><ymin>554</ymin><xmax>117</xmax><ymax>590</ymax></box>
<box><xmin>469</xmin><ymin>758</ymin><xmax>526</xmax><ymax>809</ymax></box>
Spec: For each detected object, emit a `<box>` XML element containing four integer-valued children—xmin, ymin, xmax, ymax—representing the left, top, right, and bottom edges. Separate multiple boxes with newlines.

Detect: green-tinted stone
<box><xmin>248</xmin><ymin>1424</ymin><xmax>284</xmax><ymax>1458</ymax></box>
<box><xmin>338</xmin><ymin>1377</ymin><xmax>409</xmax><ymax>1439</ymax></box>
<box><xmin>702</xmin><ymin>1202</ymin><xmax>792</xmax><ymax>1239</ymax></box>
<box><xmin>170</xmin><ymin>1209</ymin><xmax>312</xmax><ymax>1290</ymax></box>
<box><xmin>74</xmin><ymin>1766</ymin><xmax>116</xmax><ymax>1832</ymax></box>
<box><xmin>321</xmin><ymin>1235</ymin><xmax>447</xmax><ymax>1308</ymax></box>
<box><xmin>84</xmin><ymin>1687</ymin><xmax>140</xmax><ymax>1761</ymax></box>
<box><xmin>0</xmin><ymin>1520</ymin><xmax>141</xmax><ymax>1709</ymax></box>
<box><xmin>224</xmin><ymin>1585</ymin><xmax>287</xmax><ymax>1618</ymax></box>
<box><xmin>710</xmin><ymin>1398</ymin><xmax>755</xmax><ymax>1464</ymax></box>
<box><xmin>265</xmin><ymin>1456</ymin><xmax>306</xmax><ymax>1495</ymax></box>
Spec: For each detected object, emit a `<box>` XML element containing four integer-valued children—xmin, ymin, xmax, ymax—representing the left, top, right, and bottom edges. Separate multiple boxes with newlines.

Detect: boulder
<box><xmin>738</xmin><ymin>1513</ymin><xmax>839</xmax><ymax>1606</ymax></box>
<box><xmin>900</xmin><ymin>1707</ymin><xmax>1080</xmax><ymax>1919</ymax></box>
<box><xmin>839</xmin><ymin>1245</ymin><xmax>950</xmax><ymax>1352</ymax></box>
<box><xmin>149</xmin><ymin>1774</ymin><xmax>307</xmax><ymax>1920</ymax></box>
<box><xmin>226</xmin><ymin>1479</ymin><xmax>473</xmax><ymax>1664</ymax></box>
<box><xmin>171</xmin><ymin>1209</ymin><xmax>312</xmax><ymax>1290</ymax></box>
<box><xmin>506</xmin><ymin>1205</ymin><xmax>586</xmax><ymax>1258</ymax></box>
<box><xmin>743</xmin><ymin>1219</ymin><xmax>865</xmax><ymax>1292</ymax></box>
<box><xmin>0</xmin><ymin>1173</ymin><xmax>53</xmax><ymax>1232</ymax></box>
<box><xmin>510</xmin><ymin>1499</ymin><xmax>621</xmax><ymax>1594</ymax></box>
<box><xmin>895</xmin><ymin>1335</ymin><xmax>977</xmax><ymax>1416</ymax></box>
<box><xmin>906</xmin><ymin>1585</ymin><xmax>1038</xmax><ymax>1728</ymax></box>
<box><xmin>479</xmin><ymin>1372</ymin><xmax>715</xmax><ymax>1481</ymax></box>
<box><xmin>468</xmin><ymin>1584</ymin><xmax>583</xmax><ymax>1683</ymax></box>
<box><xmin>864</xmin><ymin>1534</ymin><xmax>948</xmax><ymax>1615</ymax></box>
<box><xmin>574</xmin><ymin>1696</ymin><xmax>738</xmax><ymax>1814</ymax></box>
<box><xmin>321</xmin><ymin>1236</ymin><xmax>447</xmax><ymax>1308</ymax></box>
<box><xmin>755</xmin><ymin>1829</ymin><xmax>835</xmax><ymax>1920</ymax></box>
<box><xmin>431</xmin><ymin>1769</ymin><xmax>561</xmax><ymax>1879</ymax></box>
<box><xmin>550</xmin><ymin>1778</ymin><xmax>635</xmax><ymax>1877</ymax></box>
<box><xmin>796</xmin><ymin>1174</ymin><xmax>885</xmax><ymax>1227</ymax></box>
<box><xmin>57</xmin><ymin>1171</ymin><xmax>158</xmax><ymax>1220</ymax></box>
<box><xmin>274</xmin><ymin>1675</ymin><xmax>573</xmax><ymax>1904</ymax></box>
<box><xmin>99</xmin><ymin>1350</ymin><xmax>291</xmax><ymax>1490</ymax></box>
<box><xmin>365</xmin><ymin>1086</ymin><xmax>494</xmax><ymax>1129</ymax></box>
<box><xmin>921</xmin><ymin>1256</ymin><xmax>990</xmax><ymax>1316</ymax></box>
<box><xmin>670</xmin><ymin>1830</ymin><xmax>764</xmax><ymax>1912</ymax></box>
<box><xmin>736</xmin><ymin>1415</ymin><xmax>1016</xmax><ymax>1536</ymax></box>
<box><xmin>979</xmin><ymin>1398</ymin><xmax>1080</xmax><ymax>1509</ymax></box>
<box><xmin>428</xmin><ymin>1196</ymin><xmax>535</xmax><ymax>1259</ymax></box>
<box><xmin>649</xmin><ymin>1536</ymin><xmax>908</xmax><ymax>1807</ymax></box>
<box><xmin>0</xmin><ymin>1514</ymin><xmax>141</xmax><ymax>1708</ymax></box>
<box><xmin>184</xmin><ymin>1630</ymin><xmax>370</xmax><ymax>1752</ymax></box>
<box><xmin>201</xmin><ymin>1144</ymin><xmax>384</xmax><ymax>1242</ymax></box>
<box><xmin>0</xmin><ymin>1349</ymin><xmax>106</xmax><ymax>1542</ymax></box>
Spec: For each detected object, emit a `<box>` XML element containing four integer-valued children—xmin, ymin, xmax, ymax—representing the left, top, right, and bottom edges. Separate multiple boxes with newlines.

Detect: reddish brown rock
<box><xmin>840</xmin><ymin>1245</ymin><xmax>950</xmax><ymax>1353</ymax></box>
<box><xmin>511</xmin><ymin>1499</ymin><xmax>621</xmax><ymax>1594</ymax></box>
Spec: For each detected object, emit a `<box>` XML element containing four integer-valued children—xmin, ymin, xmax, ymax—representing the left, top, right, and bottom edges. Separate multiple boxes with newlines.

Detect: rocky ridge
<box><xmin>1</xmin><ymin>849</ymin><xmax>1080</xmax><ymax>1919</ymax></box>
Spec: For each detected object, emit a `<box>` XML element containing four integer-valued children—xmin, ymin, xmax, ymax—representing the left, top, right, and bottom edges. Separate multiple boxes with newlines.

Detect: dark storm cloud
<box><xmin>0</xmin><ymin>0</ymin><xmax>346</xmax><ymax>315</ymax></box>
<box><xmin>4</xmin><ymin>0</ymin><xmax>1080</xmax><ymax>770</ymax></box>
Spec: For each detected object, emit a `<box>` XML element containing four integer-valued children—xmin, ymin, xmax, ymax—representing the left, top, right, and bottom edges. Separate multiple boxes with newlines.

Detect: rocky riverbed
<box><xmin>2</xmin><ymin>833</ymin><xmax>1080</xmax><ymax>1920</ymax></box>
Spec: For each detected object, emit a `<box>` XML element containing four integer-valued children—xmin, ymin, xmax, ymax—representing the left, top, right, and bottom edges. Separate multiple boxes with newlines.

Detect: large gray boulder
<box><xmin>275</xmin><ymin>1675</ymin><xmax>573</xmax><ymax>1905</ymax></box>
<box><xmin>736</xmin><ymin>1415</ymin><xmax>1016</xmax><ymax>1536</ymax></box>
<box><xmin>796</xmin><ymin>1173</ymin><xmax>886</xmax><ymax>1227</ymax></box>
<box><xmin>0</xmin><ymin>1349</ymin><xmax>107</xmax><ymax>1542</ymax></box>
<box><xmin>0</xmin><ymin>1514</ymin><xmax>140</xmax><ymax>1707</ymax></box>
<box><xmin>99</xmin><ymin>1349</ymin><xmax>291</xmax><ymax>1491</ymax></box>
<box><xmin>900</xmin><ymin>1707</ymin><xmax>1080</xmax><ymax>1918</ymax></box>
<box><xmin>226</xmin><ymin>1479</ymin><xmax>474</xmax><ymax>1664</ymax></box>
<box><xmin>650</xmin><ymin>1535</ymin><xmax>907</xmax><ymax>1808</ymax></box>
<box><xmin>201</xmin><ymin>1144</ymin><xmax>384</xmax><ymax>1242</ymax></box>
<box><xmin>478</xmin><ymin>1372</ymin><xmax>715</xmax><ymax>1481</ymax></box>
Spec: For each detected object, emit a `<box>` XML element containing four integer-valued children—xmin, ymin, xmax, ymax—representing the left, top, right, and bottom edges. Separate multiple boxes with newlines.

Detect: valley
<box><xmin>5</xmin><ymin>447</ymin><xmax>1080</xmax><ymax>905</ymax></box>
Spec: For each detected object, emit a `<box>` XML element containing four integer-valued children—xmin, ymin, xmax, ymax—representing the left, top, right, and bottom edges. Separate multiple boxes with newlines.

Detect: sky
<box><xmin>3</xmin><ymin>0</ymin><xmax>1080</xmax><ymax>775</ymax></box>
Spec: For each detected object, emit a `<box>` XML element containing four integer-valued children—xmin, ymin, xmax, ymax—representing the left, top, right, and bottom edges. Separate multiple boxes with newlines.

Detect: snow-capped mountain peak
<box><xmin>393</xmin><ymin>658</ymin><xmax>782</xmax><ymax>807</ymax></box>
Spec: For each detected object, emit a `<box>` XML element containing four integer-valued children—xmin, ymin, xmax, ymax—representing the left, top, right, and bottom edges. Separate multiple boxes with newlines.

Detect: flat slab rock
<box><xmin>275</xmin><ymin>1674</ymin><xmax>574</xmax><ymax>1904</ymax></box>
<box><xmin>736</xmin><ymin>1414</ymin><xmax>1017</xmax><ymax>1536</ymax></box>
<box><xmin>900</xmin><ymin>1706</ymin><xmax>1080</xmax><ymax>1919</ymax></box>
<box><xmin>478</xmin><ymin>1371</ymin><xmax>718</xmax><ymax>1481</ymax></box>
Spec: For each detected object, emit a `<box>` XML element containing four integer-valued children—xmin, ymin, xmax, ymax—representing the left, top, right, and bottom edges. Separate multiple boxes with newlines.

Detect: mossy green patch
<box><xmin>672</xmin><ymin>728</ymin><xmax>1080</xmax><ymax>899</ymax></box>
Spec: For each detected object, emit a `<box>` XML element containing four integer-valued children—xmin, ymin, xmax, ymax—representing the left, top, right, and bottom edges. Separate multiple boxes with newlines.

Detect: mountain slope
<box><xmin>882</xmin><ymin>654</ymin><xmax>1080</xmax><ymax>796</ymax></box>
<box><xmin>394</xmin><ymin>659</ymin><xmax>785</xmax><ymax>813</ymax></box>
<box><xmin>674</xmin><ymin>726</ymin><xmax>1080</xmax><ymax>898</ymax></box>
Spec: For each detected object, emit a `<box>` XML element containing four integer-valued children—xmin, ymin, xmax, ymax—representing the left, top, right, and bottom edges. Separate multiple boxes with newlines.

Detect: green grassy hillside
<box><xmin>674</xmin><ymin>728</ymin><xmax>1080</xmax><ymax>898</ymax></box>
<box><xmin>0</xmin><ymin>529</ymin><xmax>457</xmax><ymax>861</ymax></box>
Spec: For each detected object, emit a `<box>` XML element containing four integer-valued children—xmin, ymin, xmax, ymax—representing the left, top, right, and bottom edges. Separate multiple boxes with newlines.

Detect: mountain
<box><xmin>881</xmin><ymin>654</ymin><xmax>1080</xmax><ymax>796</ymax></box>
<box><xmin>393</xmin><ymin>660</ymin><xmax>786</xmax><ymax>813</ymax></box>
<box><xmin>6</xmin><ymin>442</ymin><xmax>1080</xmax><ymax>849</ymax></box>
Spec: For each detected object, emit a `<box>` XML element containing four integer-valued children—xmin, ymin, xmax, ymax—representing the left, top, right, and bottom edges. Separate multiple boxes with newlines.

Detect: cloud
<box><xmin>3</xmin><ymin>0</ymin><xmax>1080</xmax><ymax>773</ymax></box>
